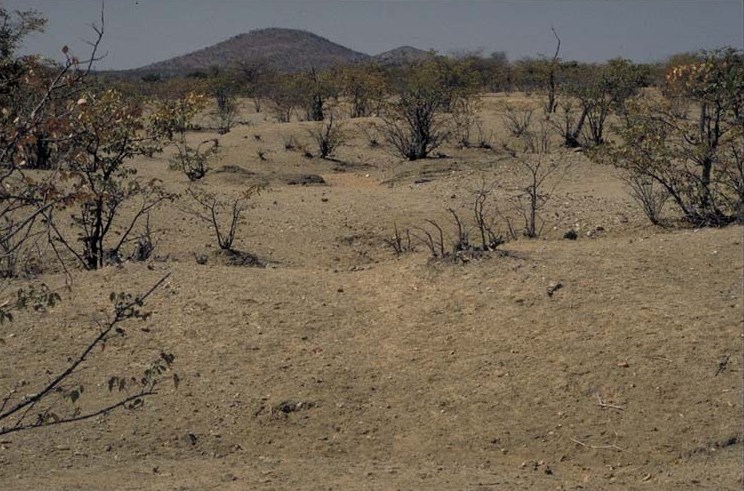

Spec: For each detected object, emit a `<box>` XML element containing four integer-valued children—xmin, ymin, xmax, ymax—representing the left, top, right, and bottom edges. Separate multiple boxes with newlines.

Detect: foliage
<box><xmin>42</xmin><ymin>89</ymin><xmax>177</xmax><ymax>270</ymax></box>
<box><xmin>596</xmin><ymin>48</ymin><xmax>744</xmax><ymax>226</ymax></box>
<box><xmin>212</xmin><ymin>82</ymin><xmax>238</xmax><ymax>134</ymax></box>
<box><xmin>336</xmin><ymin>64</ymin><xmax>388</xmax><ymax>118</ymax></box>
<box><xmin>165</xmin><ymin>93</ymin><xmax>220</xmax><ymax>181</ymax></box>
<box><xmin>0</xmin><ymin>275</ymin><xmax>175</xmax><ymax>436</ymax></box>
<box><xmin>382</xmin><ymin>61</ymin><xmax>454</xmax><ymax>160</ymax></box>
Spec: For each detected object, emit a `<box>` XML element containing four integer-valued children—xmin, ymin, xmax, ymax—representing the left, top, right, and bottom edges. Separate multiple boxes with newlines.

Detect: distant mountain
<box><xmin>372</xmin><ymin>46</ymin><xmax>434</xmax><ymax>65</ymax></box>
<box><xmin>133</xmin><ymin>28</ymin><xmax>370</xmax><ymax>75</ymax></box>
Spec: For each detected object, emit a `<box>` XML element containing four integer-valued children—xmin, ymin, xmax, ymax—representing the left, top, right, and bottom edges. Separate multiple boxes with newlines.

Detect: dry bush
<box><xmin>309</xmin><ymin>111</ymin><xmax>346</xmax><ymax>159</ymax></box>
<box><xmin>187</xmin><ymin>185</ymin><xmax>262</xmax><ymax>251</ymax></box>
<box><xmin>502</xmin><ymin>103</ymin><xmax>534</xmax><ymax>137</ymax></box>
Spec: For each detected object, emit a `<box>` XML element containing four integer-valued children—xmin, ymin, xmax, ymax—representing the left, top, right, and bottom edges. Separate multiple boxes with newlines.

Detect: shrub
<box><xmin>309</xmin><ymin>112</ymin><xmax>345</xmax><ymax>159</ymax></box>
<box><xmin>596</xmin><ymin>49</ymin><xmax>744</xmax><ymax>226</ymax></box>
<box><xmin>187</xmin><ymin>185</ymin><xmax>262</xmax><ymax>251</ymax></box>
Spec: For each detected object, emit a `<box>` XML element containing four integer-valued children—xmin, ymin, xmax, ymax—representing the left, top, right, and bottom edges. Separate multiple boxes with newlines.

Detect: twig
<box><xmin>596</xmin><ymin>394</ymin><xmax>625</xmax><ymax>411</ymax></box>
<box><xmin>0</xmin><ymin>274</ymin><xmax>170</xmax><ymax>424</ymax></box>
<box><xmin>0</xmin><ymin>391</ymin><xmax>156</xmax><ymax>436</ymax></box>
<box><xmin>715</xmin><ymin>354</ymin><xmax>731</xmax><ymax>376</ymax></box>
<box><xmin>569</xmin><ymin>436</ymin><xmax>625</xmax><ymax>451</ymax></box>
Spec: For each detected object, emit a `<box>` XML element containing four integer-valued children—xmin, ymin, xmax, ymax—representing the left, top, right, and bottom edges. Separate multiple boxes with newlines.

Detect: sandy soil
<box><xmin>0</xmin><ymin>96</ymin><xmax>741</xmax><ymax>490</ymax></box>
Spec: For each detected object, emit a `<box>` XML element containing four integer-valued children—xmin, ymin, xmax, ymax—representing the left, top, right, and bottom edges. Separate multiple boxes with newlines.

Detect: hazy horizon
<box><xmin>6</xmin><ymin>0</ymin><xmax>743</xmax><ymax>70</ymax></box>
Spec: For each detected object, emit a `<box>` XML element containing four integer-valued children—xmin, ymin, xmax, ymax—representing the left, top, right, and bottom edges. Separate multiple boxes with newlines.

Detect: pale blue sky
<box><xmin>7</xmin><ymin>0</ymin><xmax>743</xmax><ymax>70</ymax></box>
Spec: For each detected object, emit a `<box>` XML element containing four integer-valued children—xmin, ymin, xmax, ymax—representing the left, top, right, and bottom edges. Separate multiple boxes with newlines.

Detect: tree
<box><xmin>212</xmin><ymin>80</ymin><xmax>238</xmax><ymax>133</ymax></box>
<box><xmin>596</xmin><ymin>49</ymin><xmax>744</xmax><ymax>226</ymax></box>
<box><xmin>558</xmin><ymin>59</ymin><xmax>647</xmax><ymax>147</ymax></box>
<box><xmin>0</xmin><ymin>7</ymin><xmax>178</xmax><ymax>437</ymax></box>
<box><xmin>231</xmin><ymin>58</ymin><xmax>275</xmax><ymax>113</ymax></box>
<box><xmin>336</xmin><ymin>63</ymin><xmax>388</xmax><ymax>118</ymax></box>
<box><xmin>264</xmin><ymin>74</ymin><xmax>302</xmax><ymax>123</ymax></box>
<box><xmin>382</xmin><ymin>60</ymin><xmax>465</xmax><ymax>160</ymax></box>
<box><xmin>545</xmin><ymin>27</ymin><xmax>561</xmax><ymax>114</ymax></box>
<box><xmin>43</xmin><ymin>89</ymin><xmax>178</xmax><ymax>270</ymax></box>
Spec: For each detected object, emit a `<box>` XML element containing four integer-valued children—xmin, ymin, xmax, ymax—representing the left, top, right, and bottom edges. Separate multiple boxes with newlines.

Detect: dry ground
<box><xmin>0</xmin><ymin>95</ymin><xmax>742</xmax><ymax>490</ymax></box>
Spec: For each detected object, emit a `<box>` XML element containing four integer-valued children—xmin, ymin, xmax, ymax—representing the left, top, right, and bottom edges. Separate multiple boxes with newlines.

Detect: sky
<box><xmin>6</xmin><ymin>0</ymin><xmax>744</xmax><ymax>70</ymax></box>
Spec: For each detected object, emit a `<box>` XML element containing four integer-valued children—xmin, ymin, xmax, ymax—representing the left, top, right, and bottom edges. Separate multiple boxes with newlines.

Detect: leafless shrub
<box><xmin>131</xmin><ymin>213</ymin><xmax>155</xmax><ymax>261</ymax></box>
<box><xmin>384</xmin><ymin>222</ymin><xmax>414</xmax><ymax>254</ymax></box>
<box><xmin>309</xmin><ymin>112</ymin><xmax>345</xmax><ymax>159</ymax></box>
<box><xmin>451</xmin><ymin>97</ymin><xmax>482</xmax><ymax>148</ymax></box>
<box><xmin>361</xmin><ymin>122</ymin><xmax>382</xmax><ymax>148</ymax></box>
<box><xmin>502</xmin><ymin>104</ymin><xmax>534</xmax><ymax>137</ymax></box>
<box><xmin>396</xmin><ymin>189</ymin><xmax>506</xmax><ymax>262</ymax></box>
<box><xmin>170</xmin><ymin>138</ymin><xmax>219</xmax><ymax>181</ymax></box>
<box><xmin>213</xmin><ymin>85</ymin><xmax>238</xmax><ymax>134</ymax></box>
<box><xmin>282</xmin><ymin>134</ymin><xmax>298</xmax><ymax>151</ymax></box>
<box><xmin>187</xmin><ymin>186</ymin><xmax>262</xmax><ymax>251</ymax></box>
<box><xmin>624</xmin><ymin>173</ymin><xmax>670</xmax><ymax>226</ymax></box>
<box><xmin>499</xmin><ymin>120</ymin><xmax>568</xmax><ymax>238</ymax></box>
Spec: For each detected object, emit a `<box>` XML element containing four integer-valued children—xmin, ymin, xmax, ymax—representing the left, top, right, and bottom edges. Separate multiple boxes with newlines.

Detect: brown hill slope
<box><xmin>135</xmin><ymin>28</ymin><xmax>370</xmax><ymax>75</ymax></box>
<box><xmin>373</xmin><ymin>45</ymin><xmax>434</xmax><ymax>65</ymax></box>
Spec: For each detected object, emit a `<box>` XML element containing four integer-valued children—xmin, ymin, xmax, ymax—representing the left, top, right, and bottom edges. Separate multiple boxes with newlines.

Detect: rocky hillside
<box><xmin>372</xmin><ymin>45</ymin><xmax>433</xmax><ymax>65</ymax></box>
<box><xmin>134</xmin><ymin>28</ymin><xmax>370</xmax><ymax>75</ymax></box>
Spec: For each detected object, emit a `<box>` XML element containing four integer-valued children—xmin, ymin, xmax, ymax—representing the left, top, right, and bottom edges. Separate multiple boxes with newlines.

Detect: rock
<box><xmin>286</xmin><ymin>174</ymin><xmax>326</xmax><ymax>186</ymax></box>
<box><xmin>547</xmin><ymin>282</ymin><xmax>563</xmax><ymax>297</ymax></box>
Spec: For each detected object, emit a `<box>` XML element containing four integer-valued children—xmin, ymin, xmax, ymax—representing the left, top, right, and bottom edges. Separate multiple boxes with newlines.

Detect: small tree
<box><xmin>451</xmin><ymin>96</ymin><xmax>483</xmax><ymax>148</ymax></box>
<box><xmin>166</xmin><ymin>93</ymin><xmax>220</xmax><ymax>181</ymax></box>
<box><xmin>212</xmin><ymin>82</ymin><xmax>238</xmax><ymax>133</ymax></box>
<box><xmin>563</xmin><ymin>59</ymin><xmax>647</xmax><ymax>146</ymax></box>
<box><xmin>232</xmin><ymin>58</ymin><xmax>275</xmax><ymax>113</ymax></box>
<box><xmin>505</xmin><ymin>121</ymin><xmax>567</xmax><ymax>238</ymax></box>
<box><xmin>597</xmin><ymin>49</ymin><xmax>744</xmax><ymax>226</ymax></box>
<box><xmin>337</xmin><ymin>63</ymin><xmax>388</xmax><ymax>118</ymax></box>
<box><xmin>265</xmin><ymin>74</ymin><xmax>301</xmax><ymax>123</ymax></box>
<box><xmin>382</xmin><ymin>62</ymin><xmax>451</xmax><ymax>160</ymax></box>
<box><xmin>43</xmin><ymin>89</ymin><xmax>178</xmax><ymax>270</ymax></box>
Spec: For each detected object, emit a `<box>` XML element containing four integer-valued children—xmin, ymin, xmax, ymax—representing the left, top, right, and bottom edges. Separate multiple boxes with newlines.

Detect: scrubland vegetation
<box><xmin>0</xmin><ymin>6</ymin><xmax>742</xmax><ymax>490</ymax></box>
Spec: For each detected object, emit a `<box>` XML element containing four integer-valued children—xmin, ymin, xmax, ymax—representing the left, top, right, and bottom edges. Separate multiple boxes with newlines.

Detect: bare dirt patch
<box><xmin>1</xmin><ymin>96</ymin><xmax>741</xmax><ymax>491</ymax></box>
